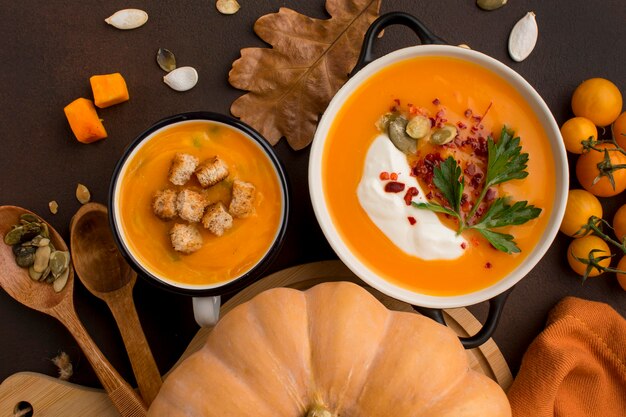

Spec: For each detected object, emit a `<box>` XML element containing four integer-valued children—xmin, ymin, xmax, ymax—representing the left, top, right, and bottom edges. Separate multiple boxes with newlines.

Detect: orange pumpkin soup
<box><xmin>117</xmin><ymin>121</ymin><xmax>283</xmax><ymax>287</ymax></box>
<box><xmin>323</xmin><ymin>56</ymin><xmax>555</xmax><ymax>296</ymax></box>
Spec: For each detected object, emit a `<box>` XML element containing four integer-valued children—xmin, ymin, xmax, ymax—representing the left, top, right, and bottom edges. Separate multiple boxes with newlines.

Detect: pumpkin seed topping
<box><xmin>430</xmin><ymin>124</ymin><xmax>458</xmax><ymax>145</ymax></box>
<box><xmin>406</xmin><ymin>115</ymin><xmax>431</xmax><ymax>139</ymax></box>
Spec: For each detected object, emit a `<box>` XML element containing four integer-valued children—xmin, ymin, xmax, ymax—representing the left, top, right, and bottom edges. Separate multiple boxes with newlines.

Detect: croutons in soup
<box><xmin>117</xmin><ymin>121</ymin><xmax>283</xmax><ymax>287</ymax></box>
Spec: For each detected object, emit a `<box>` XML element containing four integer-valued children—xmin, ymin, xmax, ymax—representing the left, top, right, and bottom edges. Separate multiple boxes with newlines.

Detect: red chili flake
<box><xmin>485</xmin><ymin>188</ymin><xmax>497</xmax><ymax>202</ymax></box>
<box><xmin>464</xmin><ymin>163</ymin><xmax>477</xmax><ymax>176</ymax></box>
<box><xmin>407</xmin><ymin>216</ymin><xmax>417</xmax><ymax>225</ymax></box>
<box><xmin>429</xmin><ymin>117</ymin><xmax>436</xmax><ymax>127</ymax></box>
<box><xmin>457</xmin><ymin>121</ymin><xmax>467</xmax><ymax>130</ymax></box>
<box><xmin>403</xmin><ymin>187</ymin><xmax>419</xmax><ymax>205</ymax></box>
<box><xmin>485</xmin><ymin>262</ymin><xmax>492</xmax><ymax>269</ymax></box>
<box><xmin>390</xmin><ymin>106</ymin><xmax>398</xmax><ymax>112</ymax></box>
<box><xmin>394</xmin><ymin>98</ymin><xmax>401</xmax><ymax>106</ymax></box>
<box><xmin>470</xmin><ymin>125</ymin><xmax>479</xmax><ymax>133</ymax></box>
<box><xmin>464</xmin><ymin>109</ymin><xmax>473</xmax><ymax>118</ymax></box>
<box><xmin>379</xmin><ymin>171</ymin><xmax>390</xmax><ymax>180</ymax></box>
<box><xmin>384</xmin><ymin>182</ymin><xmax>405</xmax><ymax>193</ymax></box>
<box><xmin>472</xmin><ymin>115</ymin><xmax>482</xmax><ymax>123</ymax></box>
<box><xmin>426</xmin><ymin>191</ymin><xmax>434</xmax><ymax>199</ymax></box>
<box><xmin>409</xmin><ymin>104</ymin><xmax>418</xmax><ymax>115</ymax></box>
<box><xmin>390</xmin><ymin>172</ymin><xmax>398</xmax><ymax>181</ymax></box>
<box><xmin>461</xmin><ymin>242</ymin><xmax>467</xmax><ymax>249</ymax></box>
<box><xmin>435</xmin><ymin>110</ymin><xmax>445</xmax><ymax>119</ymax></box>
<box><xmin>432</xmin><ymin>98</ymin><xmax>441</xmax><ymax>105</ymax></box>
<box><xmin>471</xmin><ymin>238</ymin><xmax>480</xmax><ymax>247</ymax></box>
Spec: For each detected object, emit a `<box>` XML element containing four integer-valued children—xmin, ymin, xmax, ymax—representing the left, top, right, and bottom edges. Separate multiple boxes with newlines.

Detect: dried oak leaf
<box><xmin>229</xmin><ymin>0</ymin><xmax>382</xmax><ymax>150</ymax></box>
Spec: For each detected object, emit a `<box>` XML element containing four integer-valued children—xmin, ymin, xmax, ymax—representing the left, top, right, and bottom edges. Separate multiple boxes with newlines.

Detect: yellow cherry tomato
<box><xmin>616</xmin><ymin>256</ymin><xmax>626</xmax><ymax>291</ymax></box>
<box><xmin>560</xmin><ymin>189</ymin><xmax>603</xmax><ymax>237</ymax></box>
<box><xmin>567</xmin><ymin>235</ymin><xmax>611</xmax><ymax>277</ymax></box>
<box><xmin>576</xmin><ymin>143</ymin><xmax>626</xmax><ymax>197</ymax></box>
<box><xmin>560</xmin><ymin>117</ymin><xmax>597</xmax><ymax>154</ymax></box>
<box><xmin>613</xmin><ymin>203</ymin><xmax>626</xmax><ymax>243</ymax></box>
<box><xmin>613</xmin><ymin>111</ymin><xmax>626</xmax><ymax>150</ymax></box>
<box><xmin>571</xmin><ymin>78</ymin><xmax>623</xmax><ymax>127</ymax></box>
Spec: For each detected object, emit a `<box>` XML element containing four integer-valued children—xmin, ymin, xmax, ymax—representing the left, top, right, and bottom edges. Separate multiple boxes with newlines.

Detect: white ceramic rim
<box><xmin>309</xmin><ymin>45</ymin><xmax>569</xmax><ymax>308</ymax></box>
<box><xmin>112</xmin><ymin>119</ymin><xmax>286</xmax><ymax>291</ymax></box>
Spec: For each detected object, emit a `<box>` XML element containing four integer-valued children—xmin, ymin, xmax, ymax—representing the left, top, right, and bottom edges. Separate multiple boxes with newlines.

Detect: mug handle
<box><xmin>193</xmin><ymin>296</ymin><xmax>221</xmax><ymax>327</ymax></box>
<box><xmin>413</xmin><ymin>287</ymin><xmax>514</xmax><ymax>349</ymax></box>
<box><xmin>351</xmin><ymin>12</ymin><xmax>447</xmax><ymax>76</ymax></box>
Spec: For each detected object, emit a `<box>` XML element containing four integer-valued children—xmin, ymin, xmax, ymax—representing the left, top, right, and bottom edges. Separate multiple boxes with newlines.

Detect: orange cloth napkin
<box><xmin>508</xmin><ymin>297</ymin><xmax>626</xmax><ymax>417</ymax></box>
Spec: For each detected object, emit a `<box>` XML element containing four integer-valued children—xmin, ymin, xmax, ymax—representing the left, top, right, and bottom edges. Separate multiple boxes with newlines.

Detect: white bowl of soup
<box><xmin>309</xmin><ymin>14</ymin><xmax>568</xmax><ymax>317</ymax></box>
<box><xmin>110</xmin><ymin>112</ymin><xmax>289</xmax><ymax>325</ymax></box>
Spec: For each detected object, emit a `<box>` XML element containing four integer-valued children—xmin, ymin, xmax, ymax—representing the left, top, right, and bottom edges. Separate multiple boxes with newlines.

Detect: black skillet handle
<box><xmin>413</xmin><ymin>287</ymin><xmax>514</xmax><ymax>349</ymax></box>
<box><xmin>351</xmin><ymin>12</ymin><xmax>447</xmax><ymax>76</ymax></box>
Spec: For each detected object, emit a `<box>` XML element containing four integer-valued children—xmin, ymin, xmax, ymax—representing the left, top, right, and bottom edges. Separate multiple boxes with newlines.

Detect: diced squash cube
<box><xmin>90</xmin><ymin>73</ymin><xmax>129</xmax><ymax>108</ymax></box>
<box><xmin>63</xmin><ymin>98</ymin><xmax>108</xmax><ymax>143</ymax></box>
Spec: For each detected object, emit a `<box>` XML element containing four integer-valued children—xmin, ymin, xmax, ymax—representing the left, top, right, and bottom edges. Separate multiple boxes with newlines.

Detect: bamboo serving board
<box><xmin>0</xmin><ymin>261</ymin><xmax>512</xmax><ymax>416</ymax></box>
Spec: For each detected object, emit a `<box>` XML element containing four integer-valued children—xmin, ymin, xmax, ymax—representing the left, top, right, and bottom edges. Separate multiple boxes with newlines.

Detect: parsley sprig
<box><xmin>413</xmin><ymin>127</ymin><xmax>542</xmax><ymax>254</ymax></box>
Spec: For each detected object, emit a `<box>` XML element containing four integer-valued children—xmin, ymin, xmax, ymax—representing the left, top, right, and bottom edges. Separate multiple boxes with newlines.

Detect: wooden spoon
<box><xmin>0</xmin><ymin>205</ymin><xmax>147</xmax><ymax>417</ymax></box>
<box><xmin>70</xmin><ymin>202</ymin><xmax>162</xmax><ymax>405</ymax></box>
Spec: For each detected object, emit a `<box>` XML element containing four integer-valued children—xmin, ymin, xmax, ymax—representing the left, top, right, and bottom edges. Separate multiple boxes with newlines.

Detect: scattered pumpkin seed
<box><xmin>157</xmin><ymin>48</ymin><xmax>177</xmax><ymax>72</ymax></box>
<box><xmin>53</xmin><ymin>267</ymin><xmax>70</xmax><ymax>292</ymax></box>
<box><xmin>163</xmin><ymin>66</ymin><xmax>199</xmax><ymax>92</ymax></box>
<box><xmin>105</xmin><ymin>9</ymin><xmax>148</xmax><ymax>30</ymax></box>
<box><xmin>430</xmin><ymin>124</ymin><xmax>458</xmax><ymax>145</ymax></box>
<box><xmin>216</xmin><ymin>0</ymin><xmax>240</xmax><ymax>15</ymax></box>
<box><xmin>406</xmin><ymin>116</ymin><xmax>431</xmax><ymax>139</ymax></box>
<box><xmin>508</xmin><ymin>12</ymin><xmax>538</xmax><ymax>62</ymax></box>
<box><xmin>387</xmin><ymin>117</ymin><xmax>417</xmax><ymax>154</ymax></box>
<box><xmin>76</xmin><ymin>184</ymin><xmax>91</xmax><ymax>204</ymax></box>
<box><xmin>477</xmin><ymin>0</ymin><xmax>507</xmax><ymax>11</ymax></box>
<box><xmin>49</xmin><ymin>201</ymin><xmax>58</xmax><ymax>214</ymax></box>
<box><xmin>33</xmin><ymin>245</ymin><xmax>52</xmax><ymax>273</ymax></box>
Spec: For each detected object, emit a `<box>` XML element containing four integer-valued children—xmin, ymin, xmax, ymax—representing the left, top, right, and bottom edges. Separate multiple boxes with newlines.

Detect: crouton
<box><xmin>229</xmin><ymin>180</ymin><xmax>255</xmax><ymax>218</ymax></box>
<box><xmin>169</xmin><ymin>224</ymin><xmax>203</xmax><ymax>254</ymax></box>
<box><xmin>202</xmin><ymin>203</ymin><xmax>233</xmax><ymax>236</ymax></box>
<box><xmin>195</xmin><ymin>156</ymin><xmax>229</xmax><ymax>188</ymax></box>
<box><xmin>152</xmin><ymin>189</ymin><xmax>178</xmax><ymax>220</ymax></box>
<box><xmin>169</xmin><ymin>153</ymin><xmax>199</xmax><ymax>186</ymax></box>
<box><xmin>176</xmin><ymin>189</ymin><xmax>206</xmax><ymax>223</ymax></box>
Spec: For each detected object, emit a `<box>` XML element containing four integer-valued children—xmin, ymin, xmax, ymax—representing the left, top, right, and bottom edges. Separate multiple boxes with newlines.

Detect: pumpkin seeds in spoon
<box><xmin>157</xmin><ymin>48</ymin><xmax>177</xmax><ymax>72</ymax></box>
<box><xmin>53</xmin><ymin>267</ymin><xmax>70</xmax><ymax>293</ymax></box>
<box><xmin>33</xmin><ymin>245</ymin><xmax>52</xmax><ymax>273</ymax></box>
<box><xmin>50</xmin><ymin>251</ymin><xmax>70</xmax><ymax>278</ymax></box>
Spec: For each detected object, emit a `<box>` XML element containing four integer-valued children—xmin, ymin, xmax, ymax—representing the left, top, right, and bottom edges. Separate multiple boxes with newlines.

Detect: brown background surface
<box><xmin>0</xmin><ymin>0</ymin><xmax>625</xmax><ymax>390</ymax></box>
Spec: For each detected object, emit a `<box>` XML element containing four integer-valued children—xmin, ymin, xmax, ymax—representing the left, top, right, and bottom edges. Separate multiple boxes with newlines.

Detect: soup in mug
<box><xmin>116</xmin><ymin>121</ymin><xmax>283</xmax><ymax>287</ymax></box>
<box><xmin>323</xmin><ymin>56</ymin><xmax>555</xmax><ymax>296</ymax></box>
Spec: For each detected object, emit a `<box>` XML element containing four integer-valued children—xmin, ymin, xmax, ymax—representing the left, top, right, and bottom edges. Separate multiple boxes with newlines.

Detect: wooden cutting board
<box><xmin>0</xmin><ymin>261</ymin><xmax>513</xmax><ymax>416</ymax></box>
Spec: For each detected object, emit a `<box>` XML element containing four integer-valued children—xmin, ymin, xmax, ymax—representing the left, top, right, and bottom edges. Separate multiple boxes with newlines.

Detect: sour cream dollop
<box><xmin>357</xmin><ymin>135</ymin><xmax>467</xmax><ymax>260</ymax></box>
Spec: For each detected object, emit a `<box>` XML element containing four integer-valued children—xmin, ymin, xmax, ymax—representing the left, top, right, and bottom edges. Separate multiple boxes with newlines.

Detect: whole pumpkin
<box><xmin>149</xmin><ymin>282</ymin><xmax>511</xmax><ymax>417</ymax></box>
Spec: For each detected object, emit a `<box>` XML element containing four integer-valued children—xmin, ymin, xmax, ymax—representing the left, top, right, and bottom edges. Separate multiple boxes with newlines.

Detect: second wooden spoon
<box><xmin>70</xmin><ymin>203</ymin><xmax>162</xmax><ymax>405</ymax></box>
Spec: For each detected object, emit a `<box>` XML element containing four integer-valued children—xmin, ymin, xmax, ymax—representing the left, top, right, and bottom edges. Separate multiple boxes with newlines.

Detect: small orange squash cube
<box><xmin>90</xmin><ymin>73</ymin><xmax>129</xmax><ymax>108</ymax></box>
<box><xmin>63</xmin><ymin>98</ymin><xmax>108</xmax><ymax>143</ymax></box>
